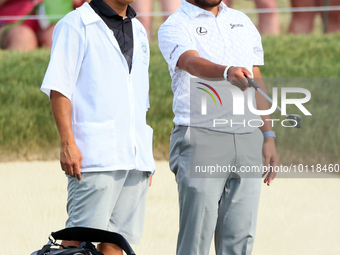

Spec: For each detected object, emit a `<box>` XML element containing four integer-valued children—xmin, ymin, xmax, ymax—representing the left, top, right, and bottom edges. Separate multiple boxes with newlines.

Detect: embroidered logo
<box><xmin>141</xmin><ymin>42</ymin><xmax>147</xmax><ymax>54</ymax></box>
<box><xmin>196</xmin><ymin>27</ymin><xmax>208</xmax><ymax>35</ymax></box>
<box><xmin>170</xmin><ymin>45</ymin><xmax>179</xmax><ymax>60</ymax></box>
<box><xmin>141</xmin><ymin>42</ymin><xmax>148</xmax><ymax>65</ymax></box>
<box><xmin>140</xmin><ymin>29</ymin><xmax>147</xmax><ymax>37</ymax></box>
<box><xmin>230</xmin><ymin>23</ymin><xmax>244</xmax><ymax>29</ymax></box>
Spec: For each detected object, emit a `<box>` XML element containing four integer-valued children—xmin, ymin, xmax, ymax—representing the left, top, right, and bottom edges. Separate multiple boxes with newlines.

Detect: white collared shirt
<box><xmin>41</xmin><ymin>3</ymin><xmax>156</xmax><ymax>173</ymax></box>
<box><xmin>158</xmin><ymin>0</ymin><xmax>264</xmax><ymax>133</ymax></box>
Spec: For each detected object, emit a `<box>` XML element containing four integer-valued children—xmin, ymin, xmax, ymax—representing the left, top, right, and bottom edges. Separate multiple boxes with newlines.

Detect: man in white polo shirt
<box><xmin>41</xmin><ymin>0</ymin><xmax>155</xmax><ymax>254</ymax></box>
<box><xmin>158</xmin><ymin>0</ymin><xmax>278</xmax><ymax>254</ymax></box>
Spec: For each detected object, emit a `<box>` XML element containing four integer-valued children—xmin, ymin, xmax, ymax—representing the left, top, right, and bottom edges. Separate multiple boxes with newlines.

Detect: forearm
<box><xmin>177</xmin><ymin>50</ymin><xmax>226</xmax><ymax>79</ymax></box>
<box><xmin>50</xmin><ymin>91</ymin><xmax>75</xmax><ymax>146</ymax></box>
<box><xmin>50</xmin><ymin>91</ymin><xmax>82</xmax><ymax>180</ymax></box>
<box><xmin>183</xmin><ymin>56</ymin><xmax>226</xmax><ymax>79</ymax></box>
<box><xmin>177</xmin><ymin>50</ymin><xmax>252</xmax><ymax>90</ymax></box>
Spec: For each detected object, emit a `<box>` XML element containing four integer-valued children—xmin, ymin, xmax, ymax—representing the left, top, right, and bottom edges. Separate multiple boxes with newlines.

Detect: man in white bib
<box><xmin>41</xmin><ymin>0</ymin><xmax>155</xmax><ymax>254</ymax></box>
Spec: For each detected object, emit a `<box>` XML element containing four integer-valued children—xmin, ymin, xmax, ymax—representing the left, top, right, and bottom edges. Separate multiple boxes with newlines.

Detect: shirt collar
<box><xmin>91</xmin><ymin>0</ymin><xmax>136</xmax><ymax>19</ymax></box>
<box><xmin>181</xmin><ymin>0</ymin><xmax>227</xmax><ymax>20</ymax></box>
<box><xmin>78</xmin><ymin>2</ymin><xmax>102</xmax><ymax>25</ymax></box>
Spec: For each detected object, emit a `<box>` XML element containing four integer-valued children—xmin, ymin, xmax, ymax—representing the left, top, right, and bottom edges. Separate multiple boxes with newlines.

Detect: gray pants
<box><xmin>169</xmin><ymin>126</ymin><xmax>263</xmax><ymax>255</ymax></box>
<box><xmin>66</xmin><ymin>170</ymin><xmax>149</xmax><ymax>244</ymax></box>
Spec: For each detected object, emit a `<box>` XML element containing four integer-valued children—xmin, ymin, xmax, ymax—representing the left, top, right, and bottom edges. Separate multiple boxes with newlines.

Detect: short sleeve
<box><xmin>158</xmin><ymin>22</ymin><xmax>198</xmax><ymax>71</ymax></box>
<box><xmin>247</xmin><ymin>19</ymin><xmax>264</xmax><ymax>66</ymax></box>
<box><xmin>40</xmin><ymin>20</ymin><xmax>85</xmax><ymax>100</ymax></box>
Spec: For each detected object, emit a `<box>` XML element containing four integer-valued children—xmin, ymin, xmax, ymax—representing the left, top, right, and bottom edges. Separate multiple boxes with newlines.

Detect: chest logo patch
<box><xmin>230</xmin><ymin>23</ymin><xmax>244</xmax><ymax>29</ymax></box>
<box><xmin>141</xmin><ymin>42</ymin><xmax>148</xmax><ymax>65</ymax></box>
<box><xmin>142</xmin><ymin>42</ymin><xmax>148</xmax><ymax>54</ymax></box>
<box><xmin>196</xmin><ymin>27</ymin><xmax>208</xmax><ymax>35</ymax></box>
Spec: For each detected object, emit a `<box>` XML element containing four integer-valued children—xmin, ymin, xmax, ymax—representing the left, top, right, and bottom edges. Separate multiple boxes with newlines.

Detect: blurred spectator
<box><xmin>73</xmin><ymin>0</ymin><xmax>88</xmax><ymax>8</ymax></box>
<box><xmin>131</xmin><ymin>0</ymin><xmax>181</xmax><ymax>38</ymax></box>
<box><xmin>223</xmin><ymin>0</ymin><xmax>280</xmax><ymax>35</ymax></box>
<box><xmin>0</xmin><ymin>0</ymin><xmax>47</xmax><ymax>51</ymax></box>
<box><xmin>289</xmin><ymin>0</ymin><xmax>340</xmax><ymax>34</ymax></box>
<box><xmin>0</xmin><ymin>0</ymin><xmax>87</xmax><ymax>51</ymax></box>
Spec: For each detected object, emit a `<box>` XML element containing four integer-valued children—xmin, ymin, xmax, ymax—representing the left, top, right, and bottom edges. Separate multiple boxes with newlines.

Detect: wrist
<box><xmin>60</xmin><ymin>137</ymin><xmax>76</xmax><ymax>147</ymax></box>
<box><xmin>223</xmin><ymin>66</ymin><xmax>234</xmax><ymax>81</ymax></box>
<box><xmin>263</xmin><ymin>131</ymin><xmax>276</xmax><ymax>139</ymax></box>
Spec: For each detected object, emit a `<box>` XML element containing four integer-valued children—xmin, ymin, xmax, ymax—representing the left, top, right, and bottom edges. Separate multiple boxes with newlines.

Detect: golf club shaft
<box><xmin>323</xmin><ymin>0</ymin><xmax>331</xmax><ymax>33</ymax></box>
<box><xmin>245</xmin><ymin>77</ymin><xmax>287</xmax><ymax>117</ymax></box>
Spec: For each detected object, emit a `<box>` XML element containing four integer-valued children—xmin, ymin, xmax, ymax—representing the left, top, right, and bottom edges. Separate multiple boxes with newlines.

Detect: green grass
<box><xmin>261</xmin><ymin>35</ymin><xmax>340</xmax><ymax>77</ymax></box>
<box><xmin>0</xmin><ymin>33</ymin><xmax>339</xmax><ymax>161</ymax></box>
<box><xmin>0</xmin><ymin>50</ymin><xmax>59</xmax><ymax>160</ymax></box>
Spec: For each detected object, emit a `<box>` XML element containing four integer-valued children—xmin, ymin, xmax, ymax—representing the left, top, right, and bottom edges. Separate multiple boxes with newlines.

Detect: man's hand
<box><xmin>262</xmin><ymin>138</ymin><xmax>278</xmax><ymax>186</ymax></box>
<box><xmin>60</xmin><ymin>143</ymin><xmax>83</xmax><ymax>180</ymax></box>
<box><xmin>227</xmin><ymin>67</ymin><xmax>252</xmax><ymax>91</ymax></box>
<box><xmin>149</xmin><ymin>176</ymin><xmax>152</xmax><ymax>186</ymax></box>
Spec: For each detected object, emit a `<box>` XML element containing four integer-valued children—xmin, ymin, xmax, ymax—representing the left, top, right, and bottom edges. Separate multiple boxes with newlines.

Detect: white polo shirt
<box><xmin>41</xmin><ymin>3</ymin><xmax>156</xmax><ymax>173</ymax></box>
<box><xmin>158</xmin><ymin>0</ymin><xmax>264</xmax><ymax>133</ymax></box>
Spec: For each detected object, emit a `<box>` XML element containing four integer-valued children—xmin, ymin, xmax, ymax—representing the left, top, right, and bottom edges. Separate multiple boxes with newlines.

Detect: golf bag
<box><xmin>30</xmin><ymin>227</ymin><xmax>136</xmax><ymax>255</ymax></box>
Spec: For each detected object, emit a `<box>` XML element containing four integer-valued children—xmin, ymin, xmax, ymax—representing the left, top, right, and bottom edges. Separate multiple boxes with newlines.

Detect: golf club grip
<box><xmin>246</xmin><ymin>77</ymin><xmax>260</xmax><ymax>90</ymax></box>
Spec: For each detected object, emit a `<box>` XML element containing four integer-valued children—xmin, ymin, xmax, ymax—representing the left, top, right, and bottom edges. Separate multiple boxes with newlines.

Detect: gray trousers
<box><xmin>66</xmin><ymin>170</ymin><xmax>149</xmax><ymax>244</ymax></box>
<box><xmin>169</xmin><ymin>126</ymin><xmax>263</xmax><ymax>255</ymax></box>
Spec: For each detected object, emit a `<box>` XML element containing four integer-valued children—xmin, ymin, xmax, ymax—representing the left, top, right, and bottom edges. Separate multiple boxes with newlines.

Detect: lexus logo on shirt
<box><xmin>196</xmin><ymin>27</ymin><xmax>208</xmax><ymax>35</ymax></box>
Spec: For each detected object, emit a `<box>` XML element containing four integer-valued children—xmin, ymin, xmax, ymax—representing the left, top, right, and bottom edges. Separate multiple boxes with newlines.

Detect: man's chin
<box><xmin>194</xmin><ymin>0</ymin><xmax>222</xmax><ymax>8</ymax></box>
<box><xmin>118</xmin><ymin>0</ymin><xmax>136</xmax><ymax>6</ymax></box>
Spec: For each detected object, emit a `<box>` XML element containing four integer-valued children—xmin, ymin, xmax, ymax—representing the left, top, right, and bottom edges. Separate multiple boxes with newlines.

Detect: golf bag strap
<box><xmin>51</xmin><ymin>227</ymin><xmax>136</xmax><ymax>255</ymax></box>
<box><xmin>37</xmin><ymin>244</ymin><xmax>52</xmax><ymax>255</ymax></box>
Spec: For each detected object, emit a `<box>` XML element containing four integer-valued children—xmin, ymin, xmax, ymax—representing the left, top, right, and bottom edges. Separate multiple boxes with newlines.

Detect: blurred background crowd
<box><xmin>0</xmin><ymin>0</ymin><xmax>87</xmax><ymax>50</ymax></box>
<box><xmin>0</xmin><ymin>0</ymin><xmax>339</xmax><ymax>51</ymax></box>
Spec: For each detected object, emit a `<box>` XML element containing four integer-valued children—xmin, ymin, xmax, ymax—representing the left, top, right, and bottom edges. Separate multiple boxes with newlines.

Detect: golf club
<box><xmin>245</xmin><ymin>77</ymin><xmax>302</xmax><ymax>129</ymax></box>
<box><xmin>323</xmin><ymin>0</ymin><xmax>331</xmax><ymax>33</ymax></box>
